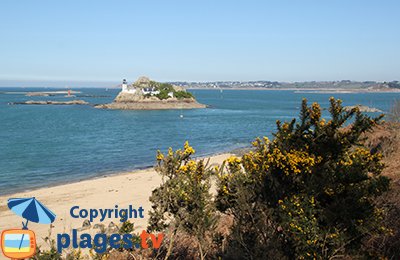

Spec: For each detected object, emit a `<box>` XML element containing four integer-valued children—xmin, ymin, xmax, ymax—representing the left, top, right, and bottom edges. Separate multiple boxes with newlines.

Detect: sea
<box><xmin>1</xmin><ymin>88</ymin><xmax>399</xmax><ymax>195</ymax></box>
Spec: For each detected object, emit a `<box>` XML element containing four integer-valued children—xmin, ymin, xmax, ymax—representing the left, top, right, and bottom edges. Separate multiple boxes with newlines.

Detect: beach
<box><xmin>0</xmin><ymin>153</ymin><xmax>232</xmax><ymax>250</ymax></box>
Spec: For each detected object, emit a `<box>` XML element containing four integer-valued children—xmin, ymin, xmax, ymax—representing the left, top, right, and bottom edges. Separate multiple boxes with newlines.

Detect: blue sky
<box><xmin>0</xmin><ymin>0</ymin><xmax>399</xmax><ymax>86</ymax></box>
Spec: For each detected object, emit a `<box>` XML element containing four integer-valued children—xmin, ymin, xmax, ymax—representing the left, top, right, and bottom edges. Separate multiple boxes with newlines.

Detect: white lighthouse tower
<box><xmin>122</xmin><ymin>79</ymin><xmax>128</xmax><ymax>92</ymax></box>
<box><xmin>121</xmin><ymin>79</ymin><xmax>137</xmax><ymax>94</ymax></box>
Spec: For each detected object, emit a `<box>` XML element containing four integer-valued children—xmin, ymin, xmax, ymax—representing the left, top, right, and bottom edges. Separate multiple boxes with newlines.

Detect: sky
<box><xmin>0</xmin><ymin>0</ymin><xmax>399</xmax><ymax>87</ymax></box>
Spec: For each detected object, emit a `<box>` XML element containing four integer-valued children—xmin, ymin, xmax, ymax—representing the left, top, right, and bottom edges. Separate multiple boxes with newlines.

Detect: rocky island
<box><xmin>95</xmin><ymin>76</ymin><xmax>206</xmax><ymax>110</ymax></box>
<box><xmin>9</xmin><ymin>100</ymin><xmax>89</xmax><ymax>105</ymax></box>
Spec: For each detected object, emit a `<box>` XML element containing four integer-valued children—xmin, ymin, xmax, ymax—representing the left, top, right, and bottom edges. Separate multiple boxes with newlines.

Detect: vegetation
<box><xmin>387</xmin><ymin>81</ymin><xmax>400</xmax><ymax>89</ymax></box>
<box><xmin>148</xmin><ymin>97</ymin><xmax>394</xmax><ymax>259</ymax></box>
<box><xmin>173</xmin><ymin>90</ymin><xmax>194</xmax><ymax>99</ymax></box>
<box><xmin>215</xmin><ymin>98</ymin><xmax>390</xmax><ymax>259</ymax></box>
<box><xmin>33</xmin><ymin>98</ymin><xmax>400</xmax><ymax>259</ymax></box>
<box><xmin>148</xmin><ymin>142</ymin><xmax>217</xmax><ymax>259</ymax></box>
<box><xmin>146</xmin><ymin>81</ymin><xmax>194</xmax><ymax>100</ymax></box>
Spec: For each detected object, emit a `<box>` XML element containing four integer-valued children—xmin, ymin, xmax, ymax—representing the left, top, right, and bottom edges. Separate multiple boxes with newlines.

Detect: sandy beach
<box><xmin>0</xmin><ymin>153</ymin><xmax>232</xmax><ymax>251</ymax></box>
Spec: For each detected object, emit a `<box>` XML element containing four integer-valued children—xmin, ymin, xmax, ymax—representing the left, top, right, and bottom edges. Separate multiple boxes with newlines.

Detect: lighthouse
<box><xmin>122</xmin><ymin>79</ymin><xmax>128</xmax><ymax>92</ymax></box>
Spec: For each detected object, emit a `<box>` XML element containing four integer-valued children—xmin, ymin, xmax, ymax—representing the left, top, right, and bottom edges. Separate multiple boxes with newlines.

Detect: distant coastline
<box><xmin>2</xmin><ymin>87</ymin><xmax>400</xmax><ymax>93</ymax></box>
<box><xmin>189</xmin><ymin>87</ymin><xmax>400</xmax><ymax>93</ymax></box>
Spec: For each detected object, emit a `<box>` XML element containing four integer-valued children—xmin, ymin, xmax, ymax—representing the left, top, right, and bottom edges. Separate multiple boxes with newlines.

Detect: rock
<box><xmin>114</xmin><ymin>91</ymin><xmax>144</xmax><ymax>102</ymax></box>
<box><xmin>93</xmin><ymin>223</ymin><xmax>106</xmax><ymax>233</ymax></box>
<box><xmin>106</xmin><ymin>221</ymin><xmax>119</xmax><ymax>235</ymax></box>
<box><xmin>10</xmin><ymin>100</ymin><xmax>89</xmax><ymax>105</ymax></box>
<box><xmin>76</xmin><ymin>95</ymin><xmax>111</xmax><ymax>98</ymax></box>
<box><xmin>134</xmin><ymin>76</ymin><xmax>151</xmax><ymax>86</ymax></box>
<box><xmin>77</xmin><ymin>219</ymin><xmax>91</xmax><ymax>231</ymax></box>
<box><xmin>343</xmin><ymin>105</ymin><xmax>383</xmax><ymax>113</ymax></box>
<box><xmin>95</xmin><ymin>98</ymin><xmax>207</xmax><ymax>110</ymax></box>
<box><xmin>173</xmin><ymin>85</ymin><xmax>185</xmax><ymax>92</ymax></box>
<box><xmin>26</xmin><ymin>92</ymin><xmax>51</xmax><ymax>97</ymax></box>
<box><xmin>25</xmin><ymin>91</ymin><xmax>81</xmax><ymax>96</ymax></box>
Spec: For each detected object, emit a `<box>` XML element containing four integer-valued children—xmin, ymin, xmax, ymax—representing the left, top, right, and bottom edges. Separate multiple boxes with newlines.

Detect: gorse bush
<box><xmin>215</xmin><ymin>98</ymin><xmax>390</xmax><ymax>259</ymax></box>
<box><xmin>148</xmin><ymin>141</ymin><xmax>217</xmax><ymax>259</ymax></box>
<box><xmin>147</xmin><ymin>98</ymin><xmax>392</xmax><ymax>259</ymax></box>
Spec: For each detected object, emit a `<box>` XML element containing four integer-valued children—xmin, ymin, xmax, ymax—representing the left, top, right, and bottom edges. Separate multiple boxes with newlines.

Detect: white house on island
<box><xmin>142</xmin><ymin>87</ymin><xmax>160</xmax><ymax>96</ymax></box>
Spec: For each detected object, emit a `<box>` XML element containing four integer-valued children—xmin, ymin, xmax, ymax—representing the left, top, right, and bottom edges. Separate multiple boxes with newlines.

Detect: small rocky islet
<box><xmin>95</xmin><ymin>76</ymin><xmax>206</xmax><ymax>110</ymax></box>
<box><xmin>10</xmin><ymin>100</ymin><xmax>89</xmax><ymax>105</ymax></box>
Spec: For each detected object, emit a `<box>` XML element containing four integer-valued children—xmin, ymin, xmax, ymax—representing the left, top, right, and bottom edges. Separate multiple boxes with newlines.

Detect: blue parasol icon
<box><xmin>8</xmin><ymin>197</ymin><xmax>56</xmax><ymax>227</ymax></box>
<box><xmin>7</xmin><ymin>197</ymin><xmax>56</xmax><ymax>249</ymax></box>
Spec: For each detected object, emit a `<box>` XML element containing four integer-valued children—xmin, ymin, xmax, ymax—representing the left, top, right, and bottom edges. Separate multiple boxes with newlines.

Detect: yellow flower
<box><xmin>183</xmin><ymin>141</ymin><xmax>195</xmax><ymax>155</ymax></box>
<box><xmin>310</xmin><ymin>102</ymin><xmax>321</xmax><ymax>123</ymax></box>
<box><xmin>168</xmin><ymin>147</ymin><xmax>173</xmax><ymax>157</ymax></box>
<box><xmin>227</xmin><ymin>156</ymin><xmax>241</xmax><ymax>164</ymax></box>
<box><xmin>156</xmin><ymin>150</ymin><xmax>164</xmax><ymax>161</ymax></box>
<box><xmin>179</xmin><ymin>165</ymin><xmax>188</xmax><ymax>172</ymax></box>
<box><xmin>310</xmin><ymin>196</ymin><xmax>315</xmax><ymax>205</ymax></box>
<box><xmin>324</xmin><ymin>188</ymin><xmax>335</xmax><ymax>196</ymax></box>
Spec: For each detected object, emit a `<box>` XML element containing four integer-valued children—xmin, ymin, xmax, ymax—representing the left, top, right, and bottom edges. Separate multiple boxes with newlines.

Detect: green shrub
<box><xmin>174</xmin><ymin>91</ymin><xmax>193</xmax><ymax>99</ymax></box>
<box><xmin>215</xmin><ymin>98</ymin><xmax>390</xmax><ymax>259</ymax></box>
<box><xmin>156</xmin><ymin>89</ymin><xmax>170</xmax><ymax>100</ymax></box>
<box><xmin>148</xmin><ymin>141</ymin><xmax>218</xmax><ymax>259</ymax></box>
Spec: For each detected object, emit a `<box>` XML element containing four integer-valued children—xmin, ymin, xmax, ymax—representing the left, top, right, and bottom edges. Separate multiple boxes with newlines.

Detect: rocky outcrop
<box><xmin>95</xmin><ymin>97</ymin><xmax>206</xmax><ymax>110</ymax></box>
<box><xmin>10</xmin><ymin>100</ymin><xmax>89</xmax><ymax>105</ymax></box>
<box><xmin>25</xmin><ymin>91</ymin><xmax>81</xmax><ymax>97</ymax></box>
<box><xmin>134</xmin><ymin>76</ymin><xmax>152</xmax><ymax>86</ymax></box>
<box><xmin>113</xmin><ymin>91</ymin><xmax>144</xmax><ymax>102</ymax></box>
<box><xmin>343</xmin><ymin>105</ymin><xmax>383</xmax><ymax>113</ymax></box>
<box><xmin>26</xmin><ymin>92</ymin><xmax>52</xmax><ymax>97</ymax></box>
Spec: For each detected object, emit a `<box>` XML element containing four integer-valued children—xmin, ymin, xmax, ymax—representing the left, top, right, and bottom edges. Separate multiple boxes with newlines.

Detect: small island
<box><xmin>9</xmin><ymin>100</ymin><xmax>89</xmax><ymax>105</ymax></box>
<box><xmin>95</xmin><ymin>76</ymin><xmax>206</xmax><ymax>110</ymax></box>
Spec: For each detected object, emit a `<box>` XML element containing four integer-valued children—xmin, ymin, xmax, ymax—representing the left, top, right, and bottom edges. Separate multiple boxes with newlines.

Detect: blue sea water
<box><xmin>0</xmin><ymin>88</ymin><xmax>399</xmax><ymax>195</ymax></box>
<box><xmin>4</xmin><ymin>234</ymin><xmax>30</xmax><ymax>248</ymax></box>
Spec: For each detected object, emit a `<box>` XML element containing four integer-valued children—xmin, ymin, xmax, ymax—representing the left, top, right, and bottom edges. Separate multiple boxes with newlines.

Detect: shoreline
<box><xmin>0</xmin><ymin>153</ymin><xmax>233</xmax><ymax>250</ymax></box>
<box><xmin>0</xmin><ymin>164</ymin><xmax>155</xmax><ymax>197</ymax></box>
<box><xmin>0</xmin><ymin>148</ymin><xmax>242</xmax><ymax>197</ymax></box>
